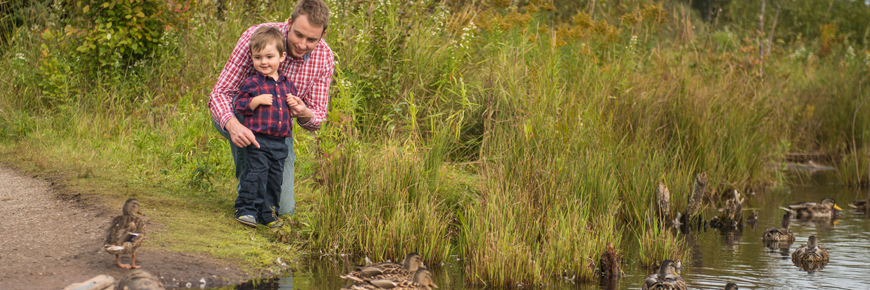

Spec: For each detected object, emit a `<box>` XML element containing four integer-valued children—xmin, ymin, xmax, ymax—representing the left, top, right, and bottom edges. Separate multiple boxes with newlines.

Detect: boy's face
<box><xmin>251</xmin><ymin>43</ymin><xmax>286</xmax><ymax>79</ymax></box>
<box><xmin>287</xmin><ymin>14</ymin><xmax>326</xmax><ymax>58</ymax></box>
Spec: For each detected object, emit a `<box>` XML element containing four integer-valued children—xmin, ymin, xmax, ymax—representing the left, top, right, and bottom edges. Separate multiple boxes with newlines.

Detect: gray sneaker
<box><xmin>236</xmin><ymin>215</ymin><xmax>256</xmax><ymax>227</ymax></box>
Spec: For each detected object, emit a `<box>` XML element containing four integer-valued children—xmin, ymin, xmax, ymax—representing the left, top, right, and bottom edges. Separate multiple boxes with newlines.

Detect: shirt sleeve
<box><xmin>298</xmin><ymin>49</ymin><xmax>334</xmax><ymax>131</ymax></box>
<box><xmin>234</xmin><ymin>79</ymin><xmax>256</xmax><ymax>116</ymax></box>
<box><xmin>208</xmin><ymin>26</ymin><xmax>257</xmax><ymax>129</ymax></box>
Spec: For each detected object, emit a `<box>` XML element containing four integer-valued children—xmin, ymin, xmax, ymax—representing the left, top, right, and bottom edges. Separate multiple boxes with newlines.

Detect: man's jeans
<box><xmin>213</xmin><ymin>116</ymin><xmax>295</xmax><ymax>216</ymax></box>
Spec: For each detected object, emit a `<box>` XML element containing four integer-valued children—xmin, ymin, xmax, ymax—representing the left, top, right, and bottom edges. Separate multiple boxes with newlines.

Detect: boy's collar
<box><xmin>255</xmin><ymin>70</ymin><xmax>285</xmax><ymax>81</ymax></box>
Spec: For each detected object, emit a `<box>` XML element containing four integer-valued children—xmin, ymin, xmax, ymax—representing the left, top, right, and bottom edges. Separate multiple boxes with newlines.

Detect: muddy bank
<box><xmin>0</xmin><ymin>166</ymin><xmax>255</xmax><ymax>289</ymax></box>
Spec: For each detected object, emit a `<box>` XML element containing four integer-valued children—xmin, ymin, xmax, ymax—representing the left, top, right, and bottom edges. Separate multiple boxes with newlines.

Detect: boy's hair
<box><xmin>291</xmin><ymin>0</ymin><xmax>329</xmax><ymax>33</ymax></box>
<box><xmin>249</xmin><ymin>26</ymin><xmax>286</xmax><ymax>55</ymax></box>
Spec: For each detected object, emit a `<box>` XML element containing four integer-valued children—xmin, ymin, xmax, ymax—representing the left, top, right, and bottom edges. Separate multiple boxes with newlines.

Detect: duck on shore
<box><xmin>104</xmin><ymin>198</ymin><xmax>146</xmax><ymax>269</ymax></box>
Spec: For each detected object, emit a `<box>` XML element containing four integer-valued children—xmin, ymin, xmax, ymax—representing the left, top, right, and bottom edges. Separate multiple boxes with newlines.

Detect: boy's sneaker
<box><xmin>236</xmin><ymin>215</ymin><xmax>256</xmax><ymax>227</ymax></box>
<box><xmin>266</xmin><ymin>221</ymin><xmax>282</xmax><ymax>229</ymax></box>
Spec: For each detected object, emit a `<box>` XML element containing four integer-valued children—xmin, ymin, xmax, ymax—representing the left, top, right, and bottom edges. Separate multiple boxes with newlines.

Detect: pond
<box><xmin>227</xmin><ymin>171</ymin><xmax>870</xmax><ymax>290</ymax></box>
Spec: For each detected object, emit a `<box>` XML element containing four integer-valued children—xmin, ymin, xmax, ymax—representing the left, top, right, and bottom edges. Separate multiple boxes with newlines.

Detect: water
<box><xmin>226</xmin><ymin>172</ymin><xmax>870</xmax><ymax>290</ymax></box>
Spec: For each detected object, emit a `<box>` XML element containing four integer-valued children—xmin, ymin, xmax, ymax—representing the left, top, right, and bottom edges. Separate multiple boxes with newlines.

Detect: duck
<box><xmin>849</xmin><ymin>199</ymin><xmax>870</xmax><ymax>213</ymax></box>
<box><xmin>346</xmin><ymin>268</ymin><xmax>438</xmax><ymax>290</ymax></box>
<box><xmin>341</xmin><ymin>252</ymin><xmax>425</xmax><ymax>284</ymax></box>
<box><xmin>791</xmin><ymin>235</ymin><xmax>829</xmax><ymax>264</ymax></box>
<box><xmin>724</xmin><ymin>282</ymin><xmax>739</xmax><ymax>290</ymax></box>
<box><xmin>746</xmin><ymin>211</ymin><xmax>759</xmax><ymax>224</ymax></box>
<box><xmin>762</xmin><ymin>212</ymin><xmax>795</xmax><ymax>243</ymax></box>
<box><xmin>642</xmin><ymin>260</ymin><xmax>686</xmax><ymax>290</ymax></box>
<box><xmin>779</xmin><ymin>197</ymin><xmax>842</xmax><ymax>219</ymax></box>
<box><xmin>104</xmin><ymin>198</ymin><xmax>146</xmax><ymax>269</ymax></box>
<box><xmin>117</xmin><ymin>269</ymin><xmax>165</xmax><ymax>290</ymax></box>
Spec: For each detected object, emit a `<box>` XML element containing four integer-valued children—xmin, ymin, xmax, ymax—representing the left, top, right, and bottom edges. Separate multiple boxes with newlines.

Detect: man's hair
<box><xmin>290</xmin><ymin>0</ymin><xmax>330</xmax><ymax>33</ymax></box>
<box><xmin>249</xmin><ymin>26</ymin><xmax>286</xmax><ymax>55</ymax></box>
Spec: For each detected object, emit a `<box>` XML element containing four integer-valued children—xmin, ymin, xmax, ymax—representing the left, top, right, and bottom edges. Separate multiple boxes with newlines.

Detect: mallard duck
<box><xmin>724</xmin><ymin>283</ymin><xmax>739</xmax><ymax>290</ymax></box>
<box><xmin>104</xmin><ymin>198</ymin><xmax>146</xmax><ymax>269</ymax></box>
<box><xmin>791</xmin><ymin>235</ymin><xmax>829</xmax><ymax>265</ymax></box>
<box><xmin>849</xmin><ymin>199</ymin><xmax>870</xmax><ymax>213</ymax></box>
<box><xmin>762</xmin><ymin>212</ymin><xmax>795</xmax><ymax>243</ymax></box>
<box><xmin>642</xmin><ymin>260</ymin><xmax>686</xmax><ymax>290</ymax></box>
<box><xmin>341</xmin><ymin>252</ymin><xmax>425</xmax><ymax>283</ymax></box>
<box><xmin>746</xmin><ymin>211</ymin><xmax>759</xmax><ymax>224</ymax></box>
<box><xmin>117</xmin><ymin>269</ymin><xmax>165</xmax><ymax>290</ymax></box>
<box><xmin>347</xmin><ymin>268</ymin><xmax>438</xmax><ymax>290</ymax></box>
<box><xmin>779</xmin><ymin>197</ymin><xmax>842</xmax><ymax>219</ymax></box>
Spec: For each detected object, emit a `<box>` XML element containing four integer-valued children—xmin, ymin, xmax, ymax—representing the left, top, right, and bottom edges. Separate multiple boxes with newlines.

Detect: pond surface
<box><xmin>226</xmin><ymin>171</ymin><xmax>870</xmax><ymax>290</ymax></box>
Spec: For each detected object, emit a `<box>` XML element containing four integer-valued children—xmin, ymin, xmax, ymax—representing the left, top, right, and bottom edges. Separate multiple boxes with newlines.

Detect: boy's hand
<box><xmin>286</xmin><ymin>94</ymin><xmax>312</xmax><ymax>119</ymax></box>
<box><xmin>249</xmin><ymin>94</ymin><xmax>273</xmax><ymax>110</ymax></box>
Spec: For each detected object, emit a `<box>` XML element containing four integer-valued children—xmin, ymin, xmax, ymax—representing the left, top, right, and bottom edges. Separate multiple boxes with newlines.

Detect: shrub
<box><xmin>64</xmin><ymin>0</ymin><xmax>169</xmax><ymax>70</ymax></box>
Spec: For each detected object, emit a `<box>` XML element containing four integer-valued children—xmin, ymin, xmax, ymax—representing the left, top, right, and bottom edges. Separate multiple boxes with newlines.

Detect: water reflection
<box><xmin>219</xmin><ymin>172</ymin><xmax>870</xmax><ymax>290</ymax></box>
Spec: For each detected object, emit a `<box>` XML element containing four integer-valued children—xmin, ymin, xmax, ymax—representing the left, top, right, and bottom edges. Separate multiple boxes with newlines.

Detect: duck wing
<box><xmin>105</xmin><ymin>215</ymin><xmax>146</xmax><ymax>250</ymax></box>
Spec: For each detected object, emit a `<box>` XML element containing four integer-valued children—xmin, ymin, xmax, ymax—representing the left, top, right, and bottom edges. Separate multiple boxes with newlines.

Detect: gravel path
<box><xmin>0</xmin><ymin>166</ymin><xmax>248</xmax><ymax>289</ymax></box>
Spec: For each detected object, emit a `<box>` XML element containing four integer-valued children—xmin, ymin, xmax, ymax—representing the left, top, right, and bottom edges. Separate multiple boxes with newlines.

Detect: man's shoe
<box><xmin>236</xmin><ymin>215</ymin><xmax>256</xmax><ymax>227</ymax></box>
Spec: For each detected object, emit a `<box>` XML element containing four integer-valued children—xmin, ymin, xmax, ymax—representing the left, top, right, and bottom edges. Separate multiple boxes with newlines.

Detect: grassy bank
<box><xmin>1</xmin><ymin>0</ymin><xmax>868</xmax><ymax>285</ymax></box>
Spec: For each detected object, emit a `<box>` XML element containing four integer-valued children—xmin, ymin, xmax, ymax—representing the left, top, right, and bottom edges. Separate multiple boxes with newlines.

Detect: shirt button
<box><xmin>279</xmin><ymin>122</ymin><xmax>282</xmax><ymax>125</ymax></box>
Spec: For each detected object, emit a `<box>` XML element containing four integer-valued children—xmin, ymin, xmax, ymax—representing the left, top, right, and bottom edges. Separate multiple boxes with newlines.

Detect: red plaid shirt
<box><xmin>234</xmin><ymin>72</ymin><xmax>297</xmax><ymax>138</ymax></box>
<box><xmin>209</xmin><ymin>22</ymin><xmax>334</xmax><ymax>132</ymax></box>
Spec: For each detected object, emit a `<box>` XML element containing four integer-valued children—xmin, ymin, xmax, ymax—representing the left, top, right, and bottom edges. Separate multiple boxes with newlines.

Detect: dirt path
<box><xmin>0</xmin><ymin>166</ymin><xmax>250</xmax><ymax>289</ymax></box>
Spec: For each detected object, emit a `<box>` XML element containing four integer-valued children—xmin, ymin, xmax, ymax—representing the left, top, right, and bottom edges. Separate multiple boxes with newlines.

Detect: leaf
<box><xmin>137</xmin><ymin>11</ymin><xmax>145</xmax><ymax>18</ymax></box>
<box><xmin>83</xmin><ymin>5</ymin><xmax>89</xmax><ymax>13</ymax></box>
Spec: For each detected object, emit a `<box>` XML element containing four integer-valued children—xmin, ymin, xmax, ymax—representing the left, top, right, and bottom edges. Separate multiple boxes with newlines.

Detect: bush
<box><xmin>64</xmin><ymin>0</ymin><xmax>169</xmax><ymax>70</ymax></box>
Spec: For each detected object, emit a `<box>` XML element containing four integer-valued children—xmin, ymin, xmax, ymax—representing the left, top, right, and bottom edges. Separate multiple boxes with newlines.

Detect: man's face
<box><xmin>287</xmin><ymin>15</ymin><xmax>326</xmax><ymax>58</ymax></box>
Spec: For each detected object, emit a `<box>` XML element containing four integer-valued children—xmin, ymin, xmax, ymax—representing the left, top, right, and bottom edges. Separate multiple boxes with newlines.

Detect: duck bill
<box><xmin>430</xmin><ymin>282</ymin><xmax>439</xmax><ymax>288</ymax></box>
<box><xmin>833</xmin><ymin>204</ymin><xmax>842</xmax><ymax>211</ymax></box>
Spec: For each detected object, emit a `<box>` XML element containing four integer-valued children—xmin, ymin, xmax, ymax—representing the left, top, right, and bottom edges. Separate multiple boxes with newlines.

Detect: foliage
<box><xmin>63</xmin><ymin>0</ymin><xmax>173</xmax><ymax>70</ymax></box>
<box><xmin>720</xmin><ymin>0</ymin><xmax>870</xmax><ymax>46</ymax></box>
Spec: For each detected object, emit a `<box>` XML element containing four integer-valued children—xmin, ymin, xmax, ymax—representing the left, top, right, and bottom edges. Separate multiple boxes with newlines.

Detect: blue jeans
<box><xmin>213</xmin><ymin>116</ymin><xmax>295</xmax><ymax>216</ymax></box>
<box><xmin>237</xmin><ymin>133</ymin><xmax>286</xmax><ymax>224</ymax></box>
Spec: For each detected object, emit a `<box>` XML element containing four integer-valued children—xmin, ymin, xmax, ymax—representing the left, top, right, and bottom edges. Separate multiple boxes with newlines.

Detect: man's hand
<box><xmin>249</xmin><ymin>94</ymin><xmax>273</xmax><ymax>110</ymax></box>
<box><xmin>286</xmin><ymin>94</ymin><xmax>313</xmax><ymax>122</ymax></box>
<box><xmin>226</xmin><ymin>118</ymin><xmax>260</xmax><ymax>148</ymax></box>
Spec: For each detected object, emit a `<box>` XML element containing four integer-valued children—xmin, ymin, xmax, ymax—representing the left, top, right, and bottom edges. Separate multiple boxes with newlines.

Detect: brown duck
<box><xmin>117</xmin><ymin>269</ymin><xmax>165</xmax><ymax>290</ymax></box>
<box><xmin>779</xmin><ymin>197</ymin><xmax>842</xmax><ymax>219</ymax></box>
<box><xmin>104</xmin><ymin>198</ymin><xmax>146</xmax><ymax>269</ymax></box>
<box><xmin>341</xmin><ymin>252</ymin><xmax>425</xmax><ymax>284</ymax></box>
<box><xmin>849</xmin><ymin>199</ymin><xmax>870</xmax><ymax>213</ymax></box>
<box><xmin>346</xmin><ymin>268</ymin><xmax>438</xmax><ymax>290</ymax></box>
<box><xmin>642</xmin><ymin>260</ymin><xmax>686</xmax><ymax>290</ymax></box>
<box><xmin>762</xmin><ymin>212</ymin><xmax>795</xmax><ymax>243</ymax></box>
<box><xmin>791</xmin><ymin>235</ymin><xmax>829</xmax><ymax>265</ymax></box>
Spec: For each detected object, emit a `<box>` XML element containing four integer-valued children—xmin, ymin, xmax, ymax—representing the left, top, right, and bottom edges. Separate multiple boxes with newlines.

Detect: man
<box><xmin>209</xmin><ymin>0</ymin><xmax>334</xmax><ymax>223</ymax></box>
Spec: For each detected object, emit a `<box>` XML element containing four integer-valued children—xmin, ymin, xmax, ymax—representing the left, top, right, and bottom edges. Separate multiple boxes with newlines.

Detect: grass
<box><xmin>0</xmin><ymin>0</ymin><xmax>868</xmax><ymax>285</ymax></box>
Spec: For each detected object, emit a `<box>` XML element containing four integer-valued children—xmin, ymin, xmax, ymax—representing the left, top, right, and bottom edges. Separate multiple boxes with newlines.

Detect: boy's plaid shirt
<box><xmin>234</xmin><ymin>72</ymin><xmax>298</xmax><ymax>138</ymax></box>
<box><xmin>209</xmin><ymin>22</ymin><xmax>334</xmax><ymax>132</ymax></box>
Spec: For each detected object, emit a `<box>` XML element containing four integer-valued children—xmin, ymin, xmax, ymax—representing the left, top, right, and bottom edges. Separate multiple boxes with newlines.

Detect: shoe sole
<box><xmin>236</xmin><ymin>218</ymin><xmax>256</xmax><ymax>227</ymax></box>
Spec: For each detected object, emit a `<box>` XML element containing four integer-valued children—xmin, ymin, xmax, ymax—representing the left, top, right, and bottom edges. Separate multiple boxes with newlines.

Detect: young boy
<box><xmin>233</xmin><ymin>26</ymin><xmax>301</xmax><ymax>228</ymax></box>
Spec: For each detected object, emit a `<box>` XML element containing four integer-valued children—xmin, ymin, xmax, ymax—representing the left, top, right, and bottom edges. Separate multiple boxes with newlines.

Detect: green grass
<box><xmin>0</xmin><ymin>0</ymin><xmax>868</xmax><ymax>285</ymax></box>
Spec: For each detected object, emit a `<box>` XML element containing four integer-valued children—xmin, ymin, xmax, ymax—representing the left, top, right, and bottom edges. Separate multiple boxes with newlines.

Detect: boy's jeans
<box><xmin>212</xmin><ymin>115</ymin><xmax>295</xmax><ymax>216</ymax></box>
<box><xmin>237</xmin><ymin>133</ymin><xmax>287</xmax><ymax>224</ymax></box>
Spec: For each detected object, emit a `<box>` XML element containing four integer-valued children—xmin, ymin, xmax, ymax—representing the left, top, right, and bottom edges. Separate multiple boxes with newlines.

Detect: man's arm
<box><xmin>296</xmin><ymin>47</ymin><xmax>335</xmax><ymax>131</ymax></box>
<box><xmin>209</xmin><ymin>25</ymin><xmax>260</xmax><ymax>148</ymax></box>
